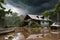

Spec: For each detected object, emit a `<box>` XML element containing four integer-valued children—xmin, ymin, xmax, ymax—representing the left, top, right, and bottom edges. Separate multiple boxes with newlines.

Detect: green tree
<box><xmin>0</xmin><ymin>0</ymin><xmax>12</xmax><ymax>27</ymax></box>
<box><xmin>41</xmin><ymin>9</ymin><xmax>57</xmax><ymax>22</ymax></box>
<box><xmin>5</xmin><ymin>13</ymin><xmax>23</xmax><ymax>27</ymax></box>
<box><xmin>41</xmin><ymin>10</ymin><xmax>50</xmax><ymax>17</ymax></box>
<box><xmin>55</xmin><ymin>0</ymin><xmax>60</xmax><ymax>24</ymax></box>
<box><xmin>41</xmin><ymin>0</ymin><xmax>60</xmax><ymax>23</ymax></box>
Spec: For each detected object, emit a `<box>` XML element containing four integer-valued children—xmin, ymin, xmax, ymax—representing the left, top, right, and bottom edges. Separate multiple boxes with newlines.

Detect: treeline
<box><xmin>0</xmin><ymin>0</ymin><xmax>13</xmax><ymax>27</ymax></box>
<box><xmin>41</xmin><ymin>0</ymin><xmax>60</xmax><ymax>22</ymax></box>
<box><xmin>5</xmin><ymin>13</ymin><xmax>24</xmax><ymax>27</ymax></box>
<box><xmin>0</xmin><ymin>0</ymin><xmax>24</xmax><ymax>27</ymax></box>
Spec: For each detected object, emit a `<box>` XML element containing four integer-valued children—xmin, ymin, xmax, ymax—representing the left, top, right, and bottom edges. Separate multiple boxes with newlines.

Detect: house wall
<box><xmin>32</xmin><ymin>19</ymin><xmax>40</xmax><ymax>24</ymax></box>
<box><xmin>41</xmin><ymin>21</ymin><xmax>49</xmax><ymax>27</ymax></box>
<box><xmin>30</xmin><ymin>19</ymin><xmax>49</xmax><ymax>27</ymax></box>
<box><xmin>24</xmin><ymin>15</ymin><xmax>31</xmax><ymax>20</ymax></box>
<box><xmin>22</xmin><ymin>15</ymin><xmax>31</xmax><ymax>26</ymax></box>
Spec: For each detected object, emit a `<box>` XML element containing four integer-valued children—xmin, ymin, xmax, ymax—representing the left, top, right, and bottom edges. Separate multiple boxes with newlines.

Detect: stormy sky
<box><xmin>4</xmin><ymin>0</ymin><xmax>58</xmax><ymax>16</ymax></box>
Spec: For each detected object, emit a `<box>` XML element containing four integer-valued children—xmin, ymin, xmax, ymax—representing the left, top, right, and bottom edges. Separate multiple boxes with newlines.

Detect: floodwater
<box><xmin>0</xmin><ymin>27</ymin><xmax>60</xmax><ymax>40</ymax></box>
<box><xmin>0</xmin><ymin>27</ymin><xmax>26</xmax><ymax>40</ymax></box>
<box><xmin>12</xmin><ymin>33</ymin><xmax>25</xmax><ymax>40</ymax></box>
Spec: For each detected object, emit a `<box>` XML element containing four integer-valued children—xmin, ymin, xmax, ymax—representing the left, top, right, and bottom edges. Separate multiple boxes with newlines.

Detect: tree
<box><xmin>5</xmin><ymin>13</ymin><xmax>23</xmax><ymax>27</ymax></box>
<box><xmin>41</xmin><ymin>0</ymin><xmax>60</xmax><ymax>23</ymax></box>
<box><xmin>0</xmin><ymin>0</ymin><xmax>12</xmax><ymax>27</ymax></box>
<box><xmin>55</xmin><ymin>0</ymin><xmax>60</xmax><ymax>24</ymax></box>
<box><xmin>41</xmin><ymin>10</ymin><xmax>50</xmax><ymax>17</ymax></box>
<box><xmin>41</xmin><ymin>9</ymin><xmax>57</xmax><ymax>22</ymax></box>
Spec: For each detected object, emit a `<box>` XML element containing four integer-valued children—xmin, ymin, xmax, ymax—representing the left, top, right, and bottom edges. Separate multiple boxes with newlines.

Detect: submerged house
<box><xmin>22</xmin><ymin>14</ymin><xmax>50</xmax><ymax>27</ymax></box>
<box><xmin>50</xmin><ymin>23</ymin><xmax>60</xmax><ymax>30</ymax></box>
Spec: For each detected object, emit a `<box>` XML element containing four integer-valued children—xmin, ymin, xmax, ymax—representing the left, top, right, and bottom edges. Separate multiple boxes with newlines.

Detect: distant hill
<box><xmin>6</xmin><ymin>0</ymin><xmax>58</xmax><ymax>14</ymax></box>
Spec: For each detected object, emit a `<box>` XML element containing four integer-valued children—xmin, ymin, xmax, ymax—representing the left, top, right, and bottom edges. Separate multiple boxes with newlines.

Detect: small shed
<box><xmin>23</xmin><ymin>14</ymin><xmax>49</xmax><ymax>26</ymax></box>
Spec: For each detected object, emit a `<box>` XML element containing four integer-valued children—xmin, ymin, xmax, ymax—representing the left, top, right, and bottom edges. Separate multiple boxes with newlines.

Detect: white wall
<box><xmin>41</xmin><ymin>21</ymin><xmax>49</xmax><ymax>27</ymax></box>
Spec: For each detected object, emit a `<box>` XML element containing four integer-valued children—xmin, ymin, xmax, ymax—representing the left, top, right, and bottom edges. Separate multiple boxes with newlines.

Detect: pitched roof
<box><xmin>51</xmin><ymin>23</ymin><xmax>60</xmax><ymax>27</ymax></box>
<box><xmin>27</xmin><ymin>14</ymin><xmax>48</xmax><ymax>21</ymax></box>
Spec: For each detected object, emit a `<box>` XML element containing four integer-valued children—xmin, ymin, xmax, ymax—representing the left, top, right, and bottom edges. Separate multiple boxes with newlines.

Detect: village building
<box><xmin>50</xmin><ymin>23</ymin><xmax>60</xmax><ymax>30</ymax></box>
<box><xmin>22</xmin><ymin>14</ymin><xmax>50</xmax><ymax>27</ymax></box>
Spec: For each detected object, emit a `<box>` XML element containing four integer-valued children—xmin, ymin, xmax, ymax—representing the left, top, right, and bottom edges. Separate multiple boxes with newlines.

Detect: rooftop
<box><xmin>27</xmin><ymin>14</ymin><xmax>48</xmax><ymax>21</ymax></box>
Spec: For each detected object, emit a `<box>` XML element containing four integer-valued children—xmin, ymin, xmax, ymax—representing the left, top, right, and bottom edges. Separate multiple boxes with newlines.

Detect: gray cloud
<box><xmin>5</xmin><ymin>0</ymin><xmax>57</xmax><ymax>15</ymax></box>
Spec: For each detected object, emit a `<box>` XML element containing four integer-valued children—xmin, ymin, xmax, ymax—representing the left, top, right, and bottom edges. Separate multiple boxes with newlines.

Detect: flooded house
<box><xmin>50</xmin><ymin>23</ymin><xmax>60</xmax><ymax>30</ymax></box>
<box><xmin>22</xmin><ymin>14</ymin><xmax>50</xmax><ymax>27</ymax></box>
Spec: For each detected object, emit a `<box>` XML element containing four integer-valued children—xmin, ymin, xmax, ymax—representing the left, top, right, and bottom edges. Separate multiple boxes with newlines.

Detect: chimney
<box><xmin>37</xmin><ymin>16</ymin><xmax>39</xmax><ymax>18</ymax></box>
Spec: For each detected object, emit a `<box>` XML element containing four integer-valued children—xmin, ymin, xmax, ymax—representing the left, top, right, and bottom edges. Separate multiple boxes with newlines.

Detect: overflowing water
<box><xmin>12</xmin><ymin>33</ymin><xmax>25</xmax><ymax>40</ymax></box>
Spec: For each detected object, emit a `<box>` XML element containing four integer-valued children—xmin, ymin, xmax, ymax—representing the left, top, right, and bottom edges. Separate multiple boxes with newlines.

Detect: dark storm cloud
<box><xmin>6</xmin><ymin>0</ymin><xmax>33</xmax><ymax>10</ymax></box>
<box><xmin>5</xmin><ymin>0</ymin><xmax>58</xmax><ymax>14</ymax></box>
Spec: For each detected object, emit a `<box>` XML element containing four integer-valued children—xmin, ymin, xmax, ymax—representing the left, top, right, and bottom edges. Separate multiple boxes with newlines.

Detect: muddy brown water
<box><xmin>0</xmin><ymin>27</ymin><xmax>60</xmax><ymax>40</ymax></box>
<box><xmin>0</xmin><ymin>27</ymin><xmax>29</xmax><ymax>40</ymax></box>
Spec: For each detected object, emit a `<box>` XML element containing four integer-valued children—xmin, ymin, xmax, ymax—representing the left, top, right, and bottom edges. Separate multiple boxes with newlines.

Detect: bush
<box><xmin>29</xmin><ymin>22</ymin><xmax>41</xmax><ymax>28</ymax></box>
